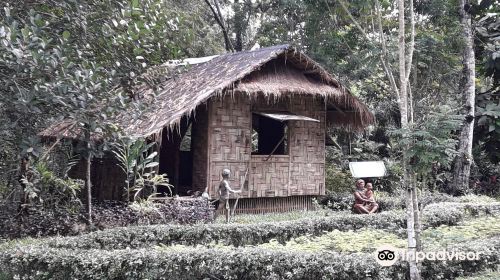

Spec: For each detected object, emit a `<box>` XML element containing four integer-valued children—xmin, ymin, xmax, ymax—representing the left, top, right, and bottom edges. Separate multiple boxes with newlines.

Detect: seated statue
<box><xmin>353</xmin><ymin>179</ymin><xmax>379</xmax><ymax>214</ymax></box>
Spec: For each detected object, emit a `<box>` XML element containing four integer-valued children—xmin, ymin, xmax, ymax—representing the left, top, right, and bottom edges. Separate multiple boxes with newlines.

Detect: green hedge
<box><xmin>319</xmin><ymin>191</ymin><xmax>498</xmax><ymax>213</ymax></box>
<box><xmin>423</xmin><ymin>202</ymin><xmax>500</xmax><ymax>227</ymax></box>
<box><xmin>32</xmin><ymin>202</ymin><xmax>499</xmax><ymax>250</ymax></box>
<box><xmin>1</xmin><ymin>235</ymin><xmax>499</xmax><ymax>279</ymax></box>
<box><xmin>44</xmin><ymin>210</ymin><xmax>406</xmax><ymax>249</ymax></box>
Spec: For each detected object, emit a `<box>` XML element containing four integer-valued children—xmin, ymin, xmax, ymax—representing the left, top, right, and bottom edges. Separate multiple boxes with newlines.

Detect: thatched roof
<box><xmin>40</xmin><ymin>44</ymin><xmax>374</xmax><ymax>140</ymax></box>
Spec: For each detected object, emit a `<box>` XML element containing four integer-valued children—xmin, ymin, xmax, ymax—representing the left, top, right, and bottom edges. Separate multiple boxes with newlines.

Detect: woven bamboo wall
<box><xmin>207</xmin><ymin>94</ymin><xmax>325</xmax><ymax>198</ymax></box>
<box><xmin>208</xmin><ymin>94</ymin><xmax>252</xmax><ymax>196</ymax></box>
<box><xmin>288</xmin><ymin>97</ymin><xmax>326</xmax><ymax>196</ymax></box>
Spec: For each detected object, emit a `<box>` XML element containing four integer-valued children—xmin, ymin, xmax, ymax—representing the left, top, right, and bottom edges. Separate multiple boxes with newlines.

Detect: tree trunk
<box><xmin>204</xmin><ymin>0</ymin><xmax>235</xmax><ymax>52</ymax></box>
<box><xmin>84</xmin><ymin>129</ymin><xmax>93</xmax><ymax>226</ymax></box>
<box><xmin>411</xmin><ymin>175</ymin><xmax>422</xmax><ymax>251</ymax></box>
<box><xmin>340</xmin><ymin>1</ymin><xmax>421</xmax><ymax>276</ymax></box>
<box><xmin>452</xmin><ymin>0</ymin><xmax>475</xmax><ymax>195</ymax></box>
<box><xmin>398</xmin><ymin>0</ymin><xmax>420</xmax><ymax>278</ymax></box>
<box><xmin>86</xmin><ymin>150</ymin><xmax>92</xmax><ymax>225</ymax></box>
<box><xmin>234</xmin><ymin>0</ymin><xmax>244</xmax><ymax>51</ymax></box>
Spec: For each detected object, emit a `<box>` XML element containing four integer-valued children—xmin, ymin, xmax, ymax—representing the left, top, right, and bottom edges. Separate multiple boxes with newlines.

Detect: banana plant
<box><xmin>112</xmin><ymin>137</ymin><xmax>170</xmax><ymax>202</ymax></box>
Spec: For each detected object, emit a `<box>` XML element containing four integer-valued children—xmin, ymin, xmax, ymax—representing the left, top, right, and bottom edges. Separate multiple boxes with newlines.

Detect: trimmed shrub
<box><xmin>319</xmin><ymin>190</ymin><xmax>496</xmax><ymax>213</ymax></box>
<box><xmin>420</xmin><ymin>236</ymin><xmax>500</xmax><ymax>279</ymax></box>
<box><xmin>5</xmin><ymin>200</ymin><xmax>493</xmax><ymax>251</ymax></box>
<box><xmin>0</xmin><ymin>235</ymin><xmax>499</xmax><ymax>279</ymax></box>
<box><xmin>41</xmin><ymin>210</ymin><xmax>406</xmax><ymax>250</ymax></box>
<box><xmin>423</xmin><ymin>203</ymin><xmax>466</xmax><ymax>227</ymax></box>
<box><xmin>423</xmin><ymin>202</ymin><xmax>500</xmax><ymax>228</ymax></box>
<box><xmin>36</xmin><ymin>202</ymin><xmax>500</xmax><ymax>250</ymax></box>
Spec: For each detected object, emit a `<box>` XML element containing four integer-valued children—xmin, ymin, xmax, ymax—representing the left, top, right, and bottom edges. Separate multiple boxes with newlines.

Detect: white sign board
<box><xmin>349</xmin><ymin>161</ymin><xmax>386</xmax><ymax>178</ymax></box>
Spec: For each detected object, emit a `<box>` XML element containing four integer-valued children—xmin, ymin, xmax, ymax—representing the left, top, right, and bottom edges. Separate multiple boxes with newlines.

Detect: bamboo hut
<box><xmin>40</xmin><ymin>44</ymin><xmax>375</xmax><ymax>213</ymax></box>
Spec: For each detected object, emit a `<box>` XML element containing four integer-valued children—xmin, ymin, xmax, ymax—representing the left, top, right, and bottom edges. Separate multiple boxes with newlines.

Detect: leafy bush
<box><xmin>457</xmin><ymin>271</ymin><xmax>500</xmax><ymax>280</ymax></box>
<box><xmin>422</xmin><ymin>216</ymin><xmax>500</xmax><ymax>249</ymax></box>
<box><xmin>40</xmin><ymin>202</ymin><xmax>500</xmax><ymax>250</ymax></box>
<box><xmin>30</xmin><ymin>162</ymin><xmax>83</xmax><ymax>210</ymax></box>
<box><xmin>259</xmin><ymin>228</ymin><xmax>407</xmax><ymax>253</ymax></box>
<box><xmin>0</xmin><ymin>246</ymin><xmax>393</xmax><ymax>280</ymax></box>
<box><xmin>419</xmin><ymin>236</ymin><xmax>500</xmax><ymax>280</ymax></box>
<box><xmin>259</xmin><ymin>216</ymin><xmax>500</xmax><ymax>254</ymax></box>
<box><xmin>318</xmin><ymin>191</ymin><xmax>354</xmax><ymax>211</ymax></box>
<box><xmin>215</xmin><ymin>209</ymin><xmax>332</xmax><ymax>224</ymax></box>
<box><xmin>0</xmin><ymin>198</ymin><xmax>212</xmax><ymax>239</ymax></box>
<box><xmin>40</xmin><ymin>210</ymin><xmax>406</xmax><ymax>250</ymax></box>
<box><xmin>325</xmin><ymin>167</ymin><xmax>354</xmax><ymax>193</ymax></box>
<box><xmin>423</xmin><ymin>202</ymin><xmax>500</xmax><ymax>227</ymax></box>
<box><xmin>1</xmin><ymin>235</ymin><xmax>499</xmax><ymax>279</ymax></box>
<box><xmin>319</xmin><ymin>190</ymin><xmax>497</xmax><ymax>213</ymax></box>
<box><xmin>457</xmin><ymin>194</ymin><xmax>498</xmax><ymax>203</ymax></box>
<box><xmin>318</xmin><ymin>191</ymin><xmax>406</xmax><ymax>212</ymax></box>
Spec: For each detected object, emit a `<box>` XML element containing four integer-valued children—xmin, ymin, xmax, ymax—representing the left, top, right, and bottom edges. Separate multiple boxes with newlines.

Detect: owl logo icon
<box><xmin>374</xmin><ymin>245</ymin><xmax>400</xmax><ymax>266</ymax></box>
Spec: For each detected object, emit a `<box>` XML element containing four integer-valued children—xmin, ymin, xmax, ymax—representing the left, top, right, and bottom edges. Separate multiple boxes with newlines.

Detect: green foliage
<box><xmin>1</xmin><ymin>234</ymin><xmax>500</xmax><ymax>279</ymax></box>
<box><xmin>0</xmin><ymin>246</ymin><xmax>394</xmax><ymax>280</ymax></box>
<box><xmin>259</xmin><ymin>215</ymin><xmax>500</xmax><ymax>254</ymax></box>
<box><xmin>389</xmin><ymin>106</ymin><xmax>463</xmax><ymax>176</ymax></box>
<box><xmin>20</xmin><ymin>162</ymin><xmax>83</xmax><ymax>210</ymax></box>
<box><xmin>214</xmin><ymin>210</ymin><xmax>331</xmax><ymax>224</ymax></box>
<box><xmin>0</xmin><ymin>0</ymin><xmax>223</xmax><ymax>184</ymax></box>
<box><xmin>376</xmin><ymin>160</ymin><xmax>404</xmax><ymax>193</ymax></box>
<box><xmin>34</xmin><ymin>201</ymin><xmax>500</xmax><ymax>250</ymax></box>
<box><xmin>475</xmin><ymin>93</ymin><xmax>500</xmax><ymax>164</ymax></box>
<box><xmin>112</xmin><ymin>138</ymin><xmax>173</xmax><ymax>202</ymax></box>
<box><xmin>260</xmin><ymin>229</ymin><xmax>406</xmax><ymax>253</ymax></box>
<box><xmin>422</xmin><ymin>216</ymin><xmax>500</xmax><ymax>249</ymax></box>
<box><xmin>1</xmin><ymin>200</ymin><xmax>499</xmax><ymax>279</ymax></box>
<box><xmin>39</xmin><ymin>210</ymin><xmax>407</xmax><ymax>250</ymax></box>
<box><xmin>423</xmin><ymin>202</ymin><xmax>500</xmax><ymax>227</ymax></box>
<box><xmin>458</xmin><ymin>271</ymin><xmax>500</xmax><ymax>280</ymax></box>
<box><xmin>457</xmin><ymin>194</ymin><xmax>498</xmax><ymax>203</ymax></box>
<box><xmin>325</xmin><ymin>166</ymin><xmax>353</xmax><ymax>193</ymax></box>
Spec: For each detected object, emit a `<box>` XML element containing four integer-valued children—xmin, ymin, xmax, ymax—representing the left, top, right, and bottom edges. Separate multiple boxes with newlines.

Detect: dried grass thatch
<box><xmin>40</xmin><ymin>44</ymin><xmax>374</xmax><ymax>140</ymax></box>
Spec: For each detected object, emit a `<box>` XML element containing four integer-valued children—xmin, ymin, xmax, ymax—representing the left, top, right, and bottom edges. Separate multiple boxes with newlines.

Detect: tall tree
<box><xmin>0</xmin><ymin>0</ymin><xmax>223</xmax><ymax>222</ymax></box>
<box><xmin>452</xmin><ymin>0</ymin><xmax>476</xmax><ymax>194</ymax></box>
<box><xmin>335</xmin><ymin>0</ymin><xmax>420</xmax><ymax>278</ymax></box>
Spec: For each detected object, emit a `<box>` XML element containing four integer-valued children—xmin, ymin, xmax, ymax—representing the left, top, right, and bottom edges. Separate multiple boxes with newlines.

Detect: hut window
<box><xmin>252</xmin><ymin>113</ymin><xmax>288</xmax><ymax>155</ymax></box>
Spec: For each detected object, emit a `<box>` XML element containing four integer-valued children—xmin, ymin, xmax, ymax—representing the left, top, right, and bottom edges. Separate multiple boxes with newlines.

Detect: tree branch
<box><xmin>398</xmin><ymin>0</ymin><xmax>408</xmax><ymax>127</ymax></box>
<box><xmin>337</xmin><ymin>0</ymin><xmax>370</xmax><ymax>40</ymax></box>
<box><xmin>374</xmin><ymin>0</ymin><xmax>401</xmax><ymax>101</ymax></box>
<box><xmin>337</xmin><ymin>0</ymin><xmax>401</xmax><ymax>102</ymax></box>
<box><xmin>405</xmin><ymin>0</ymin><xmax>415</xmax><ymax>84</ymax></box>
<box><xmin>204</xmin><ymin>0</ymin><xmax>234</xmax><ymax>52</ymax></box>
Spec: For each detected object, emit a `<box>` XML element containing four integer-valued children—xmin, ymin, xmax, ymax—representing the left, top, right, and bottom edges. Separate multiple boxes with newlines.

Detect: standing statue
<box><xmin>215</xmin><ymin>169</ymin><xmax>241</xmax><ymax>223</ymax></box>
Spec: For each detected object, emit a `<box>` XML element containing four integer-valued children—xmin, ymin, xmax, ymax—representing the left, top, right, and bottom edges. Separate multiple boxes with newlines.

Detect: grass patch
<box><xmin>213</xmin><ymin>209</ymin><xmax>333</xmax><ymax>224</ymax></box>
<box><xmin>258</xmin><ymin>229</ymin><xmax>406</xmax><ymax>253</ymax></box>
<box><xmin>422</xmin><ymin>216</ymin><xmax>500</xmax><ymax>249</ymax></box>
<box><xmin>457</xmin><ymin>194</ymin><xmax>499</xmax><ymax>203</ymax></box>
<box><xmin>255</xmin><ymin>215</ymin><xmax>500</xmax><ymax>253</ymax></box>
<box><xmin>457</xmin><ymin>270</ymin><xmax>500</xmax><ymax>280</ymax></box>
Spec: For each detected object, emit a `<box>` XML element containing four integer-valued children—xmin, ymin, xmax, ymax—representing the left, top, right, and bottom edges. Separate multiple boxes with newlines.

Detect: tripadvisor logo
<box><xmin>374</xmin><ymin>244</ymin><xmax>482</xmax><ymax>266</ymax></box>
<box><xmin>374</xmin><ymin>244</ymin><xmax>399</xmax><ymax>267</ymax></box>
